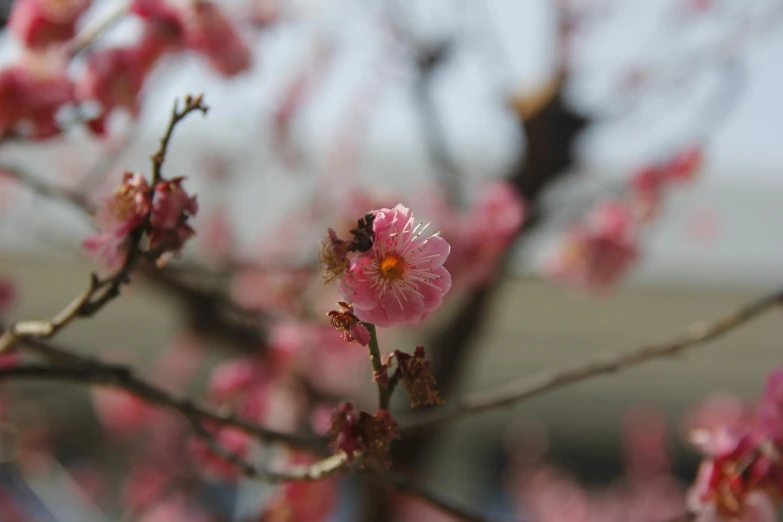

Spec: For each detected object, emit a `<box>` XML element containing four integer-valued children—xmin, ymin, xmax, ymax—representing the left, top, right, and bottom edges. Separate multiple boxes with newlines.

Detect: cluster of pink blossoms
<box><xmin>686</xmin><ymin>369</ymin><xmax>783</xmax><ymax>522</ymax></box>
<box><xmin>322</xmin><ymin>204</ymin><xmax>452</xmax><ymax>327</ymax></box>
<box><xmin>548</xmin><ymin>146</ymin><xmax>703</xmax><ymax>291</ymax></box>
<box><xmin>0</xmin><ymin>0</ymin><xmax>251</xmax><ymax>138</ymax></box>
<box><xmin>83</xmin><ymin>172</ymin><xmax>197</xmax><ymax>268</ymax></box>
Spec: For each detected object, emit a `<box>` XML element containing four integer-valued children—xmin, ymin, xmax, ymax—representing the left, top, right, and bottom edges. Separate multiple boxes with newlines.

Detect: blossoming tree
<box><xmin>0</xmin><ymin>0</ymin><xmax>780</xmax><ymax>521</ymax></box>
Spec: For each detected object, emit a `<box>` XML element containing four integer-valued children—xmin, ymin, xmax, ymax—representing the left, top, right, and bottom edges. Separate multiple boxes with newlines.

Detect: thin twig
<box><xmin>399</xmin><ymin>287</ymin><xmax>783</xmax><ymax>432</ymax></box>
<box><xmin>366</xmin><ymin>323</ymin><xmax>392</xmax><ymax>410</ymax></box>
<box><xmin>0</xmin><ymin>165</ymin><xmax>95</xmax><ymax>215</ymax></box>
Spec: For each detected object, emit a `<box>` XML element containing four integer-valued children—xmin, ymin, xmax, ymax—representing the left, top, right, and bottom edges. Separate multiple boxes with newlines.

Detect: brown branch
<box><xmin>0</xmin><ymin>341</ymin><xmax>320</xmax><ymax>450</ymax></box>
<box><xmin>0</xmin><ymin>96</ymin><xmax>208</xmax><ymax>353</ymax></box>
<box><xmin>0</xmin><ymin>359</ymin><xmax>500</xmax><ymax>522</ymax></box>
<box><xmin>399</xmin><ymin>287</ymin><xmax>783</xmax><ymax>433</ymax></box>
<box><xmin>0</xmin><ymin>164</ymin><xmax>95</xmax><ymax>215</ymax></box>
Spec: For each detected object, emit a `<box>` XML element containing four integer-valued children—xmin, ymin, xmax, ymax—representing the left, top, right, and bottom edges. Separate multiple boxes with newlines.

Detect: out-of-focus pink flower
<box><xmin>209</xmin><ymin>358</ymin><xmax>261</xmax><ymax>401</ymax></box>
<box><xmin>546</xmin><ymin>200</ymin><xmax>639</xmax><ymax>292</ymax></box>
<box><xmin>137</xmin><ymin>494</ymin><xmax>213</xmax><ymax>522</ymax></box>
<box><xmin>83</xmin><ymin>172</ymin><xmax>151</xmax><ymax>268</ymax></box>
<box><xmin>200</xmin><ymin>208</ymin><xmax>234</xmax><ymax>261</ymax></box>
<box><xmin>664</xmin><ymin>146</ymin><xmax>703</xmax><ymax>184</ymax></box>
<box><xmin>9</xmin><ymin>0</ymin><xmax>91</xmax><ymax>49</ymax></box>
<box><xmin>92</xmin><ymin>387</ymin><xmax>156</xmax><ymax>438</ymax></box>
<box><xmin>121</xmin><ymin>466</ymin><xmax>170</xmax><ymax>513</ymax></box>
<box><xmin>336</xmin><ymin>204</ymin><xmax>451</xmax><ymax>327</ymax></box>
<box><xmin>231</xmin><ymin>268</ymin><xmax>310</xmax><ymax>315</ymax></box>
<box><xmin>444</xmin><ymin>181</ymin><xmax>525</xmax><ymax>289</ymax></box>
<box><xmin>758</xmin><ymin>368</ymin><xmax>783</xmax><ymax>449</ymax></box>
<box><xmin>180</xmin><ymin>2</ymin><xmax>251</xmax><ymax>77</ymax></box>
<box><xmin>155</xmin><ymin>333</ymin><xmax>204</xmax><ymax>393</ymax></box>
<box><xmin>630</xmin><ymin>167</ymin><xmax>664</xmax><ymax>221</ymax></box>
<box><xmin>0</xmin><ymin>52</ymin><xmax>74</xmax><ymax>139</ymax></box>
<box><xmin>149</xmin><ymin>177</ymin><xmax>198</xmax><ymax>253</ymax></box>
<box><xmin>623</xmin><ymin>407</ymin><xmax>671</xmax><ymax>480</ymax></box>
<box><xmin>190</xmin><ymin>426</ymin><xmax>250</xmax><ymax>481</ymax></box>
<box><xmin>684</xmin><ymin>394</ymin><xmax>754</xmax><ymax>456</ymax></box>
<box><xmin>261</xmin><ymin>455</ymin><xmax>338</xmax><ymax>522</ymax></box>
<box><xmin>77</xmin><ymin>47</ymin><xmax>152</xmax><ymax>133</ymax></box>
<box><xmin>0</xmin><ymin>278</ymin><xmax>16</xmax><ymax>315</ymax></box>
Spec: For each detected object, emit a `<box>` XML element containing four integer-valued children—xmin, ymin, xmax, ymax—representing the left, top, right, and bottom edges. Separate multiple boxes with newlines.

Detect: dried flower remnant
<box><xmin>331</xmin><ymin>204</ymin><xmax>452</xmax><ymax>327</ymax></box>
<box><xmin>378</xmin><ymin>347</ymin><xmax>443</xmax><ymax>408</ymax></box>
<box><xmin>327</xmin><ymin>302</ymin><xmax>371</xmax><ymax>346</ymax></box>
<box><xmin>320</xmin><ymin>229</ymin><xmax>350</xmax><ymax>283</ymax></box>
<box><xmin>328</xmin><ymin>402</ymin><xmax>397</xmax><ymax>468</ymax></box>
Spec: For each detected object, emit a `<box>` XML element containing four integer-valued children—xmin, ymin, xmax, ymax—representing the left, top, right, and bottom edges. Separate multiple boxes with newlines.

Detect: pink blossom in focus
<box><xmin>546</xmin><ymin>200</ymin><xmax>639</xmax><ymax>292</ymax></box>
<box><xmin>0</xmin><ymin>52</ymin><xmax>74</xmax><ymax>139</ymax></box>
<box><xmin>336</xmin><ymin>204</ymin><xmax>451</xmax><ymax>327</ymax></box>
<box><xmin>82</xmin><ymin>172</ymin><xmax>151</xmax><ymax>268</ymax></box>
<box><xmin>9</xmin><ymin>0</ymin><xmax>91</xmax><ymax>49</ymax></box>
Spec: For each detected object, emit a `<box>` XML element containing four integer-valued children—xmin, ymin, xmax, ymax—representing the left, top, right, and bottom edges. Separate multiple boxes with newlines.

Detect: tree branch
<box><xmin>399</xmin><ymin>287</ymin><xmax>783</xmax><ymax>432</ymax></box>
<box><xmin>0</xmin><ymin>95</ymin><xmax>208</xmax><ymax>353</ymax></box>
<box><xmin>0</xmin><ymin>359</ymin><xmax>501</xmax><ymax>522</ymax></box>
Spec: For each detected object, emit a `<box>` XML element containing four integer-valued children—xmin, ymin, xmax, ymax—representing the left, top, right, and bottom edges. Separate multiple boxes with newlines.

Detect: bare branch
<box><xmin>0</xmin><ymin>357</ymin><xmax>500</xmax><ymax>522</ymax></box>
<box><xmin>399</xmin><ymin>287</ymin><xmax>783</xmax><ymax>432</ymax></box>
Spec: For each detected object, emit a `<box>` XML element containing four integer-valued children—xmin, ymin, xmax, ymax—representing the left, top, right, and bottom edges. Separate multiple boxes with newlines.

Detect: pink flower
<box><xmin>92</xmin><ymin>388</ymin><xmax>156</xmax><ymax>438</ymax></box>
<box><xmin>758</xmin><ymin>368</ymin><xmax>783</xmax><ymax>449</ymax></box>
<box><xmin>692</xmin><ymin>492</ymin><xmax>776</xmax><ymax>522</ymax></box>
<box><xmin>0</xmin><ymin>278</ymin><xmax>16</xmax><ymax>315</ymax></box>
<box><xmin>662</xmin><ymin>146</ymin><xmax>703</xmax><ymax>184</ymax></box>
<box><xmin>444</xmin><ymin>181</ymin><xmax>526</xmax><ymax>289</ymax></box>
<box><xmin>148</xmin><ymin>177</ymin><xmax>198</xmax><ymax>252</ymax></box>
<box><xmin>77</xmin><ymin>46</ymin><xmax>154</xmax><ymax>133</ymax></box>
<box><xmin>190</xmin><ymin>426</ymin><xmax>250</xmax><ymax>480</ymax></box>
<box><xmin>121</xmin><ymin>466</ymin><xmax>170</xmax><ymax>513</ymax></box>
<box><xmin>179</xmin><ymin>2</ymin><xmax>252</xmax><ymax>77</ymax></box>
<box><xmin>547</xmin><ymin>200</ymin><xmax>639</xmax><ymax>292</ymax></box>
<box><xmin>83</xmin><ymin>172</ymin><xmax>151</xmax><ymax>268</ymax></box>
<box><xmin>0</xmin><ymin>52</ymin><xmax>74</xmax><ymax>139</ymax></box>
<box><xmin>336</xmin><ymin>204</ymin><xmax>451</xmax><ymax>327</ymax></box>
<box><xmin>9</xmin><ymin>0</ymin><xmax>91</xmax><ymax>49</ymax></box>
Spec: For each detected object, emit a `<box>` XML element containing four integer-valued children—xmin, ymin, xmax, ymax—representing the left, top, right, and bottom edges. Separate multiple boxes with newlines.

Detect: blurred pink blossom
<box><xmin>148</xmin><ymin>177</ymin><xmax>199</xmax><ymax>253</ymax></box>
<box><xmin>336</xmin><ymin>204</ymin><xmax>451</xmax><ymax>326</ymax></box>
<box><xmin>0</xmin><ymin>278</ymin><xmax>16</xmax><ymax>315</ymax></box>
<box><xmin>190</xmin><ymin>426</ymin><xmax>250</xmax><ymax>480</ymax></box>
<box><xmin>83</xmin><ymin>172</ymin><xmax>151</xmax><ymax>268</ymax></box>
<box><xmin>180</xmin><ymin>2</ymin><xmax>252</xmax><ymax>77</ymax></box>
<box><xmin>0</xmin><ymin>52</ymin><xmax>74</xmax><ymax>139</ymax></box>
<box><xmin>9</xmin><ymin>0</ymin><xmax>90</xmax><ymax>49</ymax></box>
<box><xmin>757</xmin><ymin>368</ymin><xmax>783</xmax><ymax>448</ymax></box>
<box><xmin>92</xmin><ymin>387</ymin><xmax>156</xmax><ymax>438</ymax></box>
<box><xmin>546</xmin><ymin>200</ymin><xmax>639</xmax><ymax>292</ymax></box>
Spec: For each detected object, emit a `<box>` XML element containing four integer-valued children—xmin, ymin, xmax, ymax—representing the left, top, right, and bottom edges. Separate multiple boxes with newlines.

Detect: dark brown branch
<box><xmin>399</xmin><ymin>287</ymin><xmax>783</xmax><ymax>432</ymax></box>
<box><xmin>0</xmin><ymin>348</ymin><xmax>320</xmax><ymax>450</ymax></box>
<box><xmin>0</xmin><ymin>361</ymin><xmax>499</xmax><ymax>521</ymax></box>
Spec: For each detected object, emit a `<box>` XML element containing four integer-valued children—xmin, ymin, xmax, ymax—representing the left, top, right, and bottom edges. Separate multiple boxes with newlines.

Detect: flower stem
<box><xmin>365</xmin><ymin>323</ymin><xmax>391</xmax><ymax>410</ymax></box>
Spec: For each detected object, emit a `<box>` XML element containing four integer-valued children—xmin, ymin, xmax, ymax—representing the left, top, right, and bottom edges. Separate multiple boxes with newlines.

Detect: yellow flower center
<box><xmin>379</xmin><ymin>253</ymin><xmax>405</xmax><ymax>280</ymax></box>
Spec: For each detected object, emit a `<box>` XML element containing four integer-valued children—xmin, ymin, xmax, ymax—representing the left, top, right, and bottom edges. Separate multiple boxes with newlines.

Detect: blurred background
<box><xmin>0</xmin><ymin>0</ymin><xmax>782</xmax><ymax>520</ymax></box>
